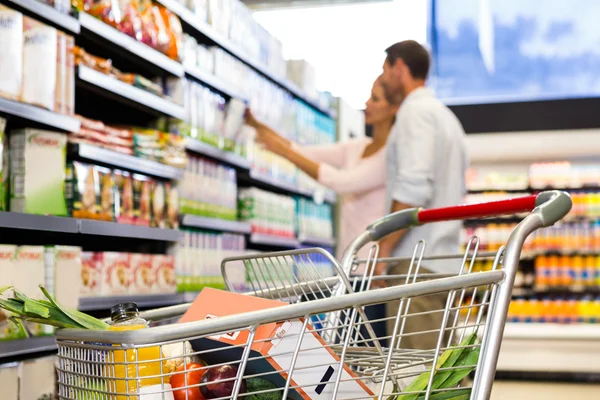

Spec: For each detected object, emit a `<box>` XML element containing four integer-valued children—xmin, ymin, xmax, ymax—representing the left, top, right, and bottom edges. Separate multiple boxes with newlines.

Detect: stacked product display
<box><xmin>177</xmin><ymin>230</ymin><xmax>246</xmax><ymax>292</ymax></box>
<box><xmin>81</xmin><ymin>252</ymin><xmax>176</xmax><ymax>296</ymax></box>
<box><xmin>508</xmin><ymin>298</ymin><xmax>600</xmax><ymax>324</ymax></box>
<box><xmin>296</xmin><ymin>197</ymin><xmax>334</xmax><ymax>242</ymax></box>
<box><xmin>0</xmin><ymin>356</ymin><xmax>57</xmax><ymax>400</ymax></box>
<box><xmin>0</xmin><ymin>6</ymin><xmax>75</xmax><ymax>114</ymax></box>
<box><xmin>181</xmin><ymin>155</ymin><xmax>238</xmax><ymax>220</ymax></box>
<box><xmin>238</xmin><ymin>188</ymin><xmax>296</xmax><ymax>238</ymax></box>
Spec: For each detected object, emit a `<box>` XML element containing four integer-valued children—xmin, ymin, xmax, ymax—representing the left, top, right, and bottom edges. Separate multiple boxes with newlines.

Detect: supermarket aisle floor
<box><xmin>491</xmin><ymin>381</ymin><xmax>599</xmax><ymax>399</ymax></box>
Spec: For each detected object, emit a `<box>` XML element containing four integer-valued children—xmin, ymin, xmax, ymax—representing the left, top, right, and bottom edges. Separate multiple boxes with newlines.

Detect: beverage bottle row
<box><xmin>508</xmin><ymin>297</ymin><xmax>600</xmax><ymax>324</ymax></box>
<box><xmin>296</xmin><ymin>198</ymin><xmax>334</xmax><ymax>240</ymax></box>
<box><xmin>181</xmin><ymin>156</ymin><xmax>238</xmax><ymax>220</ymax></box>
<box><xmin>177</xmin><ymin>230</ymin><xmax>246</xmax><ymax>293</ymax></box>
<box><xmin>534</xmin><ymin>255</ymin><xmax>600</xmax><ymax>287</ymax></box>
<box><xmin>238</xmin><ymin>188</ymin><xmax>296</xmax><ymax>238</ymax></box>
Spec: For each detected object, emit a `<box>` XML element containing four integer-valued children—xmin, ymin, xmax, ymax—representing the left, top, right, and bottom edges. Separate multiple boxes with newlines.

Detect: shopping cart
<box><xmin>54</xmin><ymin>190</ymin><xmax>571</xmax><ymax>400</ymax></box>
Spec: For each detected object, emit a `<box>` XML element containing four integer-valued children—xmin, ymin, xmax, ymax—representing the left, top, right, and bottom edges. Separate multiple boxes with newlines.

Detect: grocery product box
<box><xmin>99</xmin><ymin>252</ymin><xmax>131</xmax><ymax>295</ymax></box>
<box><xmin>152</xmin><ymin>254</ymin><xmax>176</xmax><ymax>294</ymax></box>
<box><xmin>0</xmin><ymin>363</ymin><xmax>18</xmax><ymax>400</ymax></box>
<box><xmin>180</xmin><ymin>288</ymin><xmax>373</xmax><ymax>400</ymax></box>
<box><xmin>133</xmin><ymin>173</ymin><xmax>151</xmax><ymax>226</ymax></box>
<box><xmin>151</xmin><ymin>180</ymin><xmax>166</xmax><ymax>229</ymax></box>
<box><xmin>165</xmin><ymin>181</ymin><xmax>179</xmax><ymax>229</ymax></box>
<box><xmin>50</xmin><ymin>246</ymin><xmax>82</xmax><ymax>310</ymax></box>
<box><xmin>80</xmin><ymin>251</ymin><xmax>101</xmax><ymax>296</ymax></box>
<box><xmin>0</xmin><ymin>117</ymin><xmax>7</xmax><ymax>211</ymax></box>
<box><xmin>0</xmin><ymin>5</ymin><xmax>23</xmax><ymax>102</ymax></box>
<box><xmin>130</xmin><ymin>253</ymin><xmax>154</xmax><ymax>294</ymax></box>
<box><xmin>0</xmin><ymin>245</ymin><xmax>25</xmax><ymax>341</ymax></box>
<box><xmin>13</xmin><ymin>245</ymin><xmax>46</xmax><ymax>336</ymax></box>
<box><xmin>10</xmin><ymin>129</ymin><xmax>68</xmax><ymax>216</ymax></box>
<box><xmin>22</xmin><ymin>17</ymin><xmax>57</xmax><ymax>110</ymax></box>
<box><xmin>114</xmin><ymin>169</ymin><xmax>134</xmax><ymax>224</ymax></box>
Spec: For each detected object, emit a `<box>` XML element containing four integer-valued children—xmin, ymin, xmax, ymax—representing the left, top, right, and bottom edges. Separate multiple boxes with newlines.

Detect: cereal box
<box><xmin>130</xmin><ymin>253</ymin><xmax>154</xmax><ymax>294</ymax></box>
<box><xmin>80</xmin><ymin>251</ymin><xmax>101</xmax><ymax>296</ymax></box>
<box><xmin>152</xmin><ymin>254</ymin><xmax>176</xmax><ymax>294</ymax></box>
<box><xmin>99</xmin><ymin>252</ymin><xmax>131</xmax><ymax>295</ymax></box>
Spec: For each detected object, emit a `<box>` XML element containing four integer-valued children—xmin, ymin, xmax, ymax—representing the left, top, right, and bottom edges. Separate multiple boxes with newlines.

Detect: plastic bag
<box><xmin>138</xmin><ymin>0</ymin><xmax>158</xmax><ymax>49</ymax></box>
<box><xmin>157</xmin><ymin>5</ymin><xmax>182</xmax><ymax>61</ymax></box>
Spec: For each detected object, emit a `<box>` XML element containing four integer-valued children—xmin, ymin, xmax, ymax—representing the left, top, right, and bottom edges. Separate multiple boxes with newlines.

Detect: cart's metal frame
<box><xmin>54</xmin><ymin>190</ymin><xmax>571</xmax><ymax>400</ymax></box>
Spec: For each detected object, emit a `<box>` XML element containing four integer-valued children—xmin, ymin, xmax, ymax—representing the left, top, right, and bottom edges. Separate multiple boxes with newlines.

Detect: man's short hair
<box><xmin>385</xmin><ymin>40</ymin><xmax>430</xmax><ymax>80</ymax></box>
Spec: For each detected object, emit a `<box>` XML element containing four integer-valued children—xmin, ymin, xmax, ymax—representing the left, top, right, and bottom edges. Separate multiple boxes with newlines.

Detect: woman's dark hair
<box><xmin>385</xmin><ymin>40</ymin><xmax>430</xmax><ymax>80</ymax></box>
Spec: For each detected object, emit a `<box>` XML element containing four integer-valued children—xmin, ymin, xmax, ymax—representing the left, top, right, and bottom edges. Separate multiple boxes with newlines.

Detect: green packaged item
<box><xmin>10</xmin><ymin>129</ymin><xmax>68</xmax><ymax>216</ymax></box>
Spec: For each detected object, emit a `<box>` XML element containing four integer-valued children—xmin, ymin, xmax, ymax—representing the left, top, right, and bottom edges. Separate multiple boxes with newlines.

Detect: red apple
<box><xmin>200</xmin><ymin>365</ymin><xmax>246</xmax><ymax>399</ymax></box>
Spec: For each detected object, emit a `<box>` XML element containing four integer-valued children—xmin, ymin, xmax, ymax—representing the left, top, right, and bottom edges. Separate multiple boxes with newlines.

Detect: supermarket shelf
<box><xmin>249</xmin><ymin>233</ymin><xmax>300</xmax><ymax>248</ymax></box>
<box><xmin>77</xmin><ymin>66</ymin><xmax>186</xmax><ymax>119</ymax></box>
<box><xmin>0</xmin><ymin>212</ymin><xmax>78</xmax><ymax>233</ymax></box>
<box><xmin>181</xmin><ymin>215</ymin><xmax>251</xmax><ymax>234</ymax></box>
<box><xmin>245</xmin><ymin>170</ymin><xmax>336</xmax><ymax>204</ymax></box>
<box><xmin>0</xmin><ymin>97</ymin><xmax>80</xmax><ymax>133</ymax></box>
<box><xmin>298</xmin><ymin>236</ymin><xmax>336</xmax><ymax>248</ymax></box>
<box><xmin>184</xmin><ymin>138</ymin><xmax>250</xmax><ymax>169</ymax></box>
<box><xmin>0</xmin><ymin>336</ymin><xmax>57</xmax><ymax>359</ymax></box>
<box><xmin>185</xmin><ymin>66</ymin><xmax>247</xmax><ymax>101</ymax></box>
<box><xmin>155</xmin><ymin>0</ymin><xmax>333</xmax><ymax>118</ymax></box>
<box><xmin>4</xmin><ymin>0</ymin><xmax>79</xmax><ymax>33</ymax></box>
<box><xmin>79</xmin><ymin>293</ymin><xmax>183</xmax><ymax>311</ymax></box>
<box><xmin>69</xmin><ymin>143</ymin><xmax>184</xmax><ymax>180</ymax></box>
<box><xmin>78</xmin><ymin>12</ymin><xmax>184</xmax><ymax>77</ymax></box>
<box><xmin>78</xmin><ymin>219</ymin><xmax>181</xmax><ymax>241</ymax></box>
<box><xmin>0</xmin><ymin>212</ymin><xmax>181</xmax><ymax>241</ymax></box>
<box><xmin>497</xmin><ymin>323</ymin><xmax>600</xmax><ymax>373</ymax></box>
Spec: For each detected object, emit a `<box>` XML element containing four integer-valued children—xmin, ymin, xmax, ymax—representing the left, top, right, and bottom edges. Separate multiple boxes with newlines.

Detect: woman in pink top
<box><xmin>246</xmin><ymin>76</ymin><xmax>401</xmax><ymax>260</ymax></box>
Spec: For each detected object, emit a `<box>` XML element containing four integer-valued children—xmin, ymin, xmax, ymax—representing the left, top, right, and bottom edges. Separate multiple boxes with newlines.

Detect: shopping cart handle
<box><xmin>367</xmin><ymin>190</ymin><xmax>572</xmax><ymax>241</ymax></box>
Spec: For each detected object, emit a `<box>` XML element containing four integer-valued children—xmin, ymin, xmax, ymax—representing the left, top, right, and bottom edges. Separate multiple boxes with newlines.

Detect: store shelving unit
<box><xmin>78</xmin><ymin>12</ymin><xmax>184</xmax><ymax>77</ymax></box>
<box><xmin>0</xmin><ymin>336</ymin><xmax>57</xmax><ymax>359</ymax></box>
<box><xmin>243</xmin><ymin>169</ymin><xmax>336</xmax><ymax>204</ymax></box>
<box><xmin>0</xmin><ymin>97</ymin><xmax>81</xmax><ymax>133</ymax></box>
<box><xmin>76</xmin><ymin>66</ymin><xmax>186</xmax><ymax>119</ymax></box>
<box><xmin>69</xmin><ymin>143</ymin><xmax>184</xmax><ymax>180</ymax></box>
<box><xmin>154</xmin><ymin>0</ymin><xmax>333</xmax><ymax>117</ymax></box>
<box><xmin>0</xmin><ymin>212</ymin><xmax>79</xmax><ymax>234</ymax></box>
<box><xmin>185</xmin><ymin>66</ymin><xmax>247</xmax><ymax>101</ymax></box>
<box><xmin>184</xmin><ymin>138</ymin><xmax>250</xmax><ymax>169</ymax></box>
<box><xmin>4</xmin><ymin>0</ymin><xmax>79</xmax><ymax>33</ymax></box>
<box><xmin>181</xmin><ymin>215</ymin><xmax>251</xmax><ymax>234</ymax></box>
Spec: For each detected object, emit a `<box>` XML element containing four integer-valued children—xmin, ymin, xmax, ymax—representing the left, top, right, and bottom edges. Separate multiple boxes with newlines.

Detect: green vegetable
<box><xmin>396</xmin><ymin>333</ymin><xmax>478</xmax><ymax>400</ymax></box>
<box><xmin>246</xmin><ymin>377</ymin><xmax>283</xmax><ymax>400</ymax></box>
<box><xmin>416</xmin><ymin>388</ymin><xmax>472</xmax><ymax>400</ymax></box>
<box><xmin>0</xmin><ymin>286</ymin><xmax>109</xmax><ymax>330</ymax></box>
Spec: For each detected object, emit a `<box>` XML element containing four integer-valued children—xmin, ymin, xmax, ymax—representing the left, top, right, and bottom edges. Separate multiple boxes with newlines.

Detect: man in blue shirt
<box><xmin>378</xmin><ymin>40</ymin><xmax>469</xmax><ymax>349</ymax></box>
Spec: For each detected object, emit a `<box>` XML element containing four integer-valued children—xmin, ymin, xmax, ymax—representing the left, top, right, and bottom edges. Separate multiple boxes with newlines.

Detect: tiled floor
<box><xmin>491</xmin><ymin>381</ymin><xmax>599</xmax><ymax>399</ymax></box>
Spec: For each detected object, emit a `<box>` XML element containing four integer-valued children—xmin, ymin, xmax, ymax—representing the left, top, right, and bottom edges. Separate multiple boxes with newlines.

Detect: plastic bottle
<box><xmin>108</xmin><ymin>302</ymin><xmax>172</xmax><ymax>399</ymax></box>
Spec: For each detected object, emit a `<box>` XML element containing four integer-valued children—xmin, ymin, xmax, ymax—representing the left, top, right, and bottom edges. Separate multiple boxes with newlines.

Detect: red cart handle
<box><xmin>367</xmin><ymin>190</ymin><xmax>572</xmax><ymax>242</ymax></box>
<box><xmin>417</xmin><ymin>195</ymin><xmax>537</xmax><ymax>223</ymax></box>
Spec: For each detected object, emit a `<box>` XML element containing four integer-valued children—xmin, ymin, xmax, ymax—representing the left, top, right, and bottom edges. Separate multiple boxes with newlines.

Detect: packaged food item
<box><xmin>19</xmin><ymin>356</ymin><xmax>56</xmax><ymax>400</ymax></box>
<box><xmin>65</xmin><ymin>34</ymin><xmax>75</xmax><ymax>115</ymax></box>
<box><xmin>0</xmin><ymin>363</ymin><xmax>19</xmax><ymax>400</ymax></box>
<box><xmin>158</xmin><ymin>5</ymin><xmax>182</xmax><ymax>61</ymax></box>
<box><xmin>48</xmin><ymin>246</ymin><xmax>82</xmax><ymax>310</ymax></box>
<box><xmin>97</xmin><ymin>166</ymin><xmax>115</xmax><ymax>221</ymax></box>
<box><xmin>21</xmin><ymin>18</ymin><xmax>57</xmax><ymax>110</ymax></box>
<box><xmin>73</xmin><ymin>45</ymin><xmax>113</xmax><ymax>74</ymax></box>
<box><xmin>0</xmin><ymin>5</ymin><xmax>23</xmax><ymax>101</ymax></box>
<box><xmin>10</xmin><ymin>129</ymin><xmax>68</xmax><ymax>216</ymax></box>
<box><xmin>13</xmin><ymin>246</ymin><xmax>45</xmax><ymax>336</ymax></box>
<box><xmin>0</xmin><ymin>245</ymin><xmax>19</xmax><ymax>341</ymax></box>
<box><xmin>165</xmin><ymin>181</ymin><xmax>179</xmax><ymax>229</ymax></box>
<box><xmin>151</xmin><ymin>179</ymin><xmax>166</xmax><ymax>228</ymax></box>
<box><xmin>152</xmin><ymin>254</ymin><xmax>176</xmax><ymax>293</ymax></box>
<box><xmin>138</xmin><ymin>0</ymin><xmax>158</xmax><ymax>49</ymax></box>
<box><xmin>54</xmin><ymin>31</ymin><xmax>66</xmax><ymax>113</ymax></box>
<box><xmin>0</xmin><ymin>117</ymin><xmax>7</xmax><ymax>211</ymax></box>
<box><xmin>114</xmin><ymin>169</ymin><xmax>134</xmax><ymax>224</ymax></box>
<box><xmin>133</xmin><ymin>173</ymin><xmax>152</xmax><ymax>226</ymax></box>
<box><xmin>65</xmin><ymin>162</ymin><xmax>98</xmax><ymax>219</ymax></box>
<box><xmin>99</xmin><ymin>252</ymin><xmax>131</xmax><ymax>295</ymax></box>
<box><xmin>130</xmin><ymin>253</ymin><xmax>154</xmax><ymax>294</ymax></box>
<box><xmin>80</xmin><ymin>251</ymin><xmax>101</xmax><ymax>296</ymax></box>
